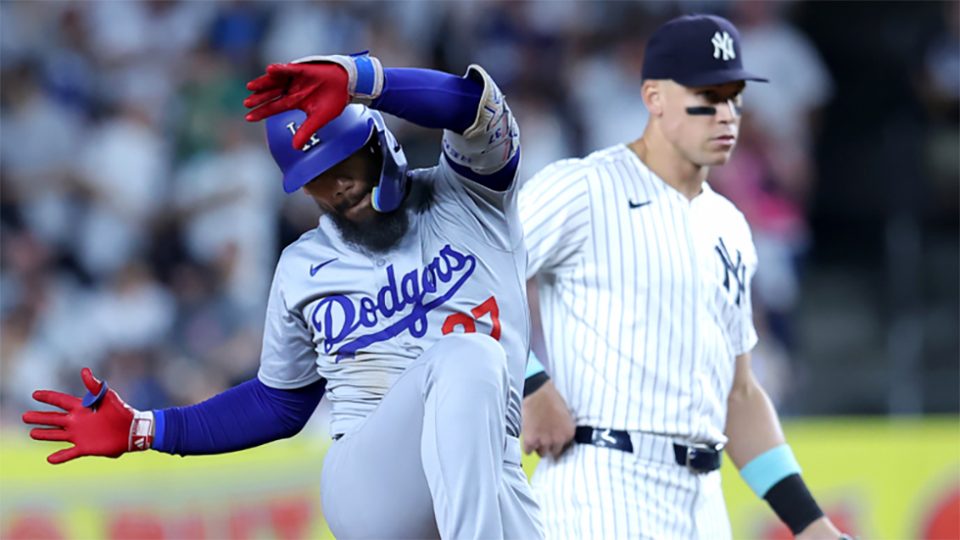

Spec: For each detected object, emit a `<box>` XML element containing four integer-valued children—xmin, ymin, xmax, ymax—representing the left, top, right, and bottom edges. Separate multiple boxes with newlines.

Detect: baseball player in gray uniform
<box><xmin>23</xmin><ymin>52</ymin><xmax>543</xmax><ymax>539</ymax></box>
<box><xmin>519</xmin><ymin>15</ymin><xmax>848</xmax><ymax>540</ymax></box>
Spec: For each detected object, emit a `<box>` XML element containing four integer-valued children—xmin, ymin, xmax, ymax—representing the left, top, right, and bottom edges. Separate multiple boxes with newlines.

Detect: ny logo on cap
<box><xmin>711</xmin><ymin>31</ymin><xmax>736</xmax><ymax>61</ymax></box>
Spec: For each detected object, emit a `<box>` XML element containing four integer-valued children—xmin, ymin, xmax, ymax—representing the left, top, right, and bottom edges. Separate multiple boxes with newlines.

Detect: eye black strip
<box><xmin>685</xmin><ymin>106</ymin><xmax>717</xmax><ymax>116</ymax></box>
<box><xmin>684</xmin><ymin>106</ymin><xmax>743</xmax><ymax>116</ymax></box>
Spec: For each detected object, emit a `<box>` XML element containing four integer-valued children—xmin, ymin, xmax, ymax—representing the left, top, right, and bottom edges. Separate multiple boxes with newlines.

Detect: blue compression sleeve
<box><xmin>152</xmin><ymin>377</ymin><xmax>325</xmax><ymax>456</ymax></box>
<box><xmin>372</xmin><ymin>68</ymin><xmax>482</xmax><ymax>135</ymax></box>
<box><xmin>373</xmin><ymin>67</ymin><xmax>518</xmax><ymax>191</ymax></box>
<box><xmin>444</xmin><ymin>151</ymin><xmax>520</xmax><ymax>192</ymax></box>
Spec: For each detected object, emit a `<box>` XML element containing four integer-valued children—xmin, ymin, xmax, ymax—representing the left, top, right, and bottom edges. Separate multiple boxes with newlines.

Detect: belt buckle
<box><xmin>684</xmin><ymin>442</ymin><xmax>723</xmax><ymax>474</ymax></box>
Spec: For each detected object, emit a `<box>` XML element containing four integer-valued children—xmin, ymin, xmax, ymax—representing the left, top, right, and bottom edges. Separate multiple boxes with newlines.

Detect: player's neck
<box><xmin>628</xmin><ymin>136</ymin><xmax>708</xmax><ymax>201</ymax></box>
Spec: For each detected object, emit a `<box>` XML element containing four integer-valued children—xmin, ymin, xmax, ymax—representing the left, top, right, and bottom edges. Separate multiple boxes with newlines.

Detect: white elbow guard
<box><xmin>442</xmin><ymin>64</ymin><xmax>520</xmax><ymax>175</ymax></box>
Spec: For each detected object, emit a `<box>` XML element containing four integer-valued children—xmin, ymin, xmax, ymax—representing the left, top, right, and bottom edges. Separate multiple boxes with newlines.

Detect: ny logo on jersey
<box><xmin>715</xmin><ymin>238</ymin><xmax>746</xmax><ymax>307</ymax></box>
<box><xmin>711</xmin><ymin>31</ymin><xmax>736</xmax><ymax>61</ymax></box>
<box><xmin>285</xmin><ymin>121</ymin><xmax>322</xmax><ymax>152</ymax></box>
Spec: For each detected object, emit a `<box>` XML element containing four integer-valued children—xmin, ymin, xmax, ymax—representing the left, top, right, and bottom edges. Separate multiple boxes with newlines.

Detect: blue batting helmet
<box><xmin>265</xmin><ymin>105</ymin><xmax>408</xmax><ymax>213</ymax></box>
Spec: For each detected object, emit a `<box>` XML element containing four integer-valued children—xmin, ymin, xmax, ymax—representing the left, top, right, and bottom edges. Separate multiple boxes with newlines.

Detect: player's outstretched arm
<box><xmin>24</xmin><ymin>368</ymin><xmax>326</xmax><ymax>463</ymax></box>
<box><xmin>725</xmin><ymin>353</ymin><xmax>847</xmax><ymax>539</ymax></box>
<box><xmin>244</xmin><ymin>52</ymin><xmax>518</xmax><ymax>191</ymax></box>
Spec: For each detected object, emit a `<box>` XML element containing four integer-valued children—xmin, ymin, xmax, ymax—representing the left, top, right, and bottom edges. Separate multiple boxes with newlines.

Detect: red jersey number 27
<box><xmin>441</xmin><ymin>296</ymin><xmax>501</xmax><ymax>341</ymax></box>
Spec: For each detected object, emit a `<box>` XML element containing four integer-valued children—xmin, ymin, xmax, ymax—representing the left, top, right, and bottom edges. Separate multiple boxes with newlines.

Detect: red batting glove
<box><xmin>22</xmin><ymin>367</ymin><xmax>154</xmax><ymax>464</ymax></box>
<box><xmin>243</xmin><ymin>62</ymin><xmax>350</xmax><ymax>150</ymax></box>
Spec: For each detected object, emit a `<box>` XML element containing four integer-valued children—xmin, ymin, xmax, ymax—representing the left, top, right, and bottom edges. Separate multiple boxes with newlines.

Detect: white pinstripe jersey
<box><xmin>520</xmin><ymin>144</ymin><xmax>758</xmax><ymax>445</ymax></box>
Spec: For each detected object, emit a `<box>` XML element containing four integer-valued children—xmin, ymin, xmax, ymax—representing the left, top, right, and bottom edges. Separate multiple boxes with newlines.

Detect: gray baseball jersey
<box><xmin>520</xmin><ymin>144</ymin><xmax>758</xmax><ymax>539</ymax></box>
<box><xmin>258</xmin><ymin>157</ymin><xmax>528</xmax><ymax>438</ymax></box>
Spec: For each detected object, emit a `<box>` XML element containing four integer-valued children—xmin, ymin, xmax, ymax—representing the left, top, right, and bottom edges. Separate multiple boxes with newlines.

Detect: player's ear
<box><xmin>641</xmin><ymin>80</ymin><xmax>663</xmax><ymax>117</ymax></box>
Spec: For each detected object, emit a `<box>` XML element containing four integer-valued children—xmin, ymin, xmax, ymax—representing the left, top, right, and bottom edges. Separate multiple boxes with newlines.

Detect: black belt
<box><xmin>573</xmin><ymin>426</ymin><xmax>723</xmax><ymax>473</ymax></box>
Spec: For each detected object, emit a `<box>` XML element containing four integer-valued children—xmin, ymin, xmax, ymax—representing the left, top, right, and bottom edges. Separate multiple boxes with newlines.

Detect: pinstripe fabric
<box><xmin>531</xmin><ymin>438</ymin><xmax>731</xmax><ymax>539</ymax></box>
<box><xmin>520</xmin><ymin>144</ymin><xmax>756</xmax><ymax>538</ymax></box>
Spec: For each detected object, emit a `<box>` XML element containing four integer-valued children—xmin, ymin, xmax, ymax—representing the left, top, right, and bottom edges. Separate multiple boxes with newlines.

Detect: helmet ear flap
<box><xmin>368</xmin><ymin>114</ymin><xmax>408</xmax><ymax>213</ymax></box>
<box><xmin>362</xmin><ymin>136</ymin><xmax>384</xmax><ymax>190</ymax></box>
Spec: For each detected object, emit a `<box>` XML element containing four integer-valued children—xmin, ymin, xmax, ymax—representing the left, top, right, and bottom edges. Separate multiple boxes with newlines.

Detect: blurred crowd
<box><xmin>1</xmin><ymin>0</ymin><xmax>952</xmax><ymax>422</ymax></box>
<box><xmin>0</xmin><ymin>0</ymin><xmax>833</xmax><ymax>420</ymax></box>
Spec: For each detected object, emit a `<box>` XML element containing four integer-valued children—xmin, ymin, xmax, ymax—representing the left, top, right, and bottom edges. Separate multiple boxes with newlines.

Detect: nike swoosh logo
<box><xmin>309</xmin><ymin>258</ymin><xmax>338</xmax><ymax>276</ymax></box>
<box><xmin>628</xmin><ymin>200</ymin><xmax>651</xmax><ymax>209</ymax></box>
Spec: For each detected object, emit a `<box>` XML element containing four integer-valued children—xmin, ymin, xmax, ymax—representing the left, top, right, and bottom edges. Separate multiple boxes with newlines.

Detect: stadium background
<box><xmin>1</xmin><ymin>1</ymin><xmax>957</xmax><ymax>539</ymax></box>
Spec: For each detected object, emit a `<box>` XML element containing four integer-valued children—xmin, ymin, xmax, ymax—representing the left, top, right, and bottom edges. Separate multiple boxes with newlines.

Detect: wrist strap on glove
<box><xmin>291</xmin><ymin>51</ymin><xmax>384</xmax><ymax>105</ymax></box>
<box><xmin>81</xmin><ymin>378</ymin><xmax>154</xmax><ymax>452</ymax></box>
<box><xmin>130</xmin><ymin>410</ymin><xmax>155</xmax><ymax>451</ymax></box>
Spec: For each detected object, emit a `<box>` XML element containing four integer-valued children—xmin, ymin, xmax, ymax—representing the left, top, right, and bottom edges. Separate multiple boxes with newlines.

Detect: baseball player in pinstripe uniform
<box><xmin>519</xmin><ymin>15</ymin><xmax>848</xmax><ymax>540</ymax></box>
<box><xmin>23</xmin><ymin>52</ymin><xmax>544</xmax><ymax>539</ymax></box>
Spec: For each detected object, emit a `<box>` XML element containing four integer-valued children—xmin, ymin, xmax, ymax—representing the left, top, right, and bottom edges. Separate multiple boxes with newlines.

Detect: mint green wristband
<box><xmin>525</xmin><ymin>351</ymin><xmax>546</xmax><ymax>378</ymax></box>
<box><xmin>740</xmin><ymin>444</ymin><xmax>802</xmax><ymax>497</ymax></box>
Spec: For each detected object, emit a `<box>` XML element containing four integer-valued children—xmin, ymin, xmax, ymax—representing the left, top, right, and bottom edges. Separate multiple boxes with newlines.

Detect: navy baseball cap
<box><xmin>642</xmin><ymin>14</ymin><xmax>768</xmax><ymax>86</ymax></box>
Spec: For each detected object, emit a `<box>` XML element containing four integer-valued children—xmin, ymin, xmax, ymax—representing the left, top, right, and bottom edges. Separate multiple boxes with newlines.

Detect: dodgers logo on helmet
<box><xmin>265</xmin><ymin>104</ymin><xmax>409</xmax><ymax>213</ymax></box>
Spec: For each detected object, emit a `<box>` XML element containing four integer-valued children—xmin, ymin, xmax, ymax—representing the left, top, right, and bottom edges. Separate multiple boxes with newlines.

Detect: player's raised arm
<box><xmin>244</xmin><ymin>52</ymin><xmax>519</xmax><ymax>192</ymax></box>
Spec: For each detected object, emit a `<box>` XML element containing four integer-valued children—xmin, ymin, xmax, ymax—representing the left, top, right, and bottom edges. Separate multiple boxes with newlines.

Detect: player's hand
<box><xmin>795</xmin><ymin>516</ymin><xmax>847</xmax><ymax>540</ymax></box>
<box><xmin>22</xmin><ymin>367</ymin><xmax>153</xmax><ymax>464</ymax></box>
<box><xmin>521</xmin><ymin>380</ymin><xmax>575</xmax><ymax>459</ymax></box>
<box><xmin>244</xmin><ymin>62</ymin><xmax>350</xmax><ymax>149</ymax></box>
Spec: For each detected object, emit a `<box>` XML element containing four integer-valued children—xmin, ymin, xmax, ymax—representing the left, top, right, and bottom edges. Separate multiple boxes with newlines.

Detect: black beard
<box><xmin>329</xmin><ymin>207</ymin><xmax>410</xmax><ymax>254</ymax></box>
